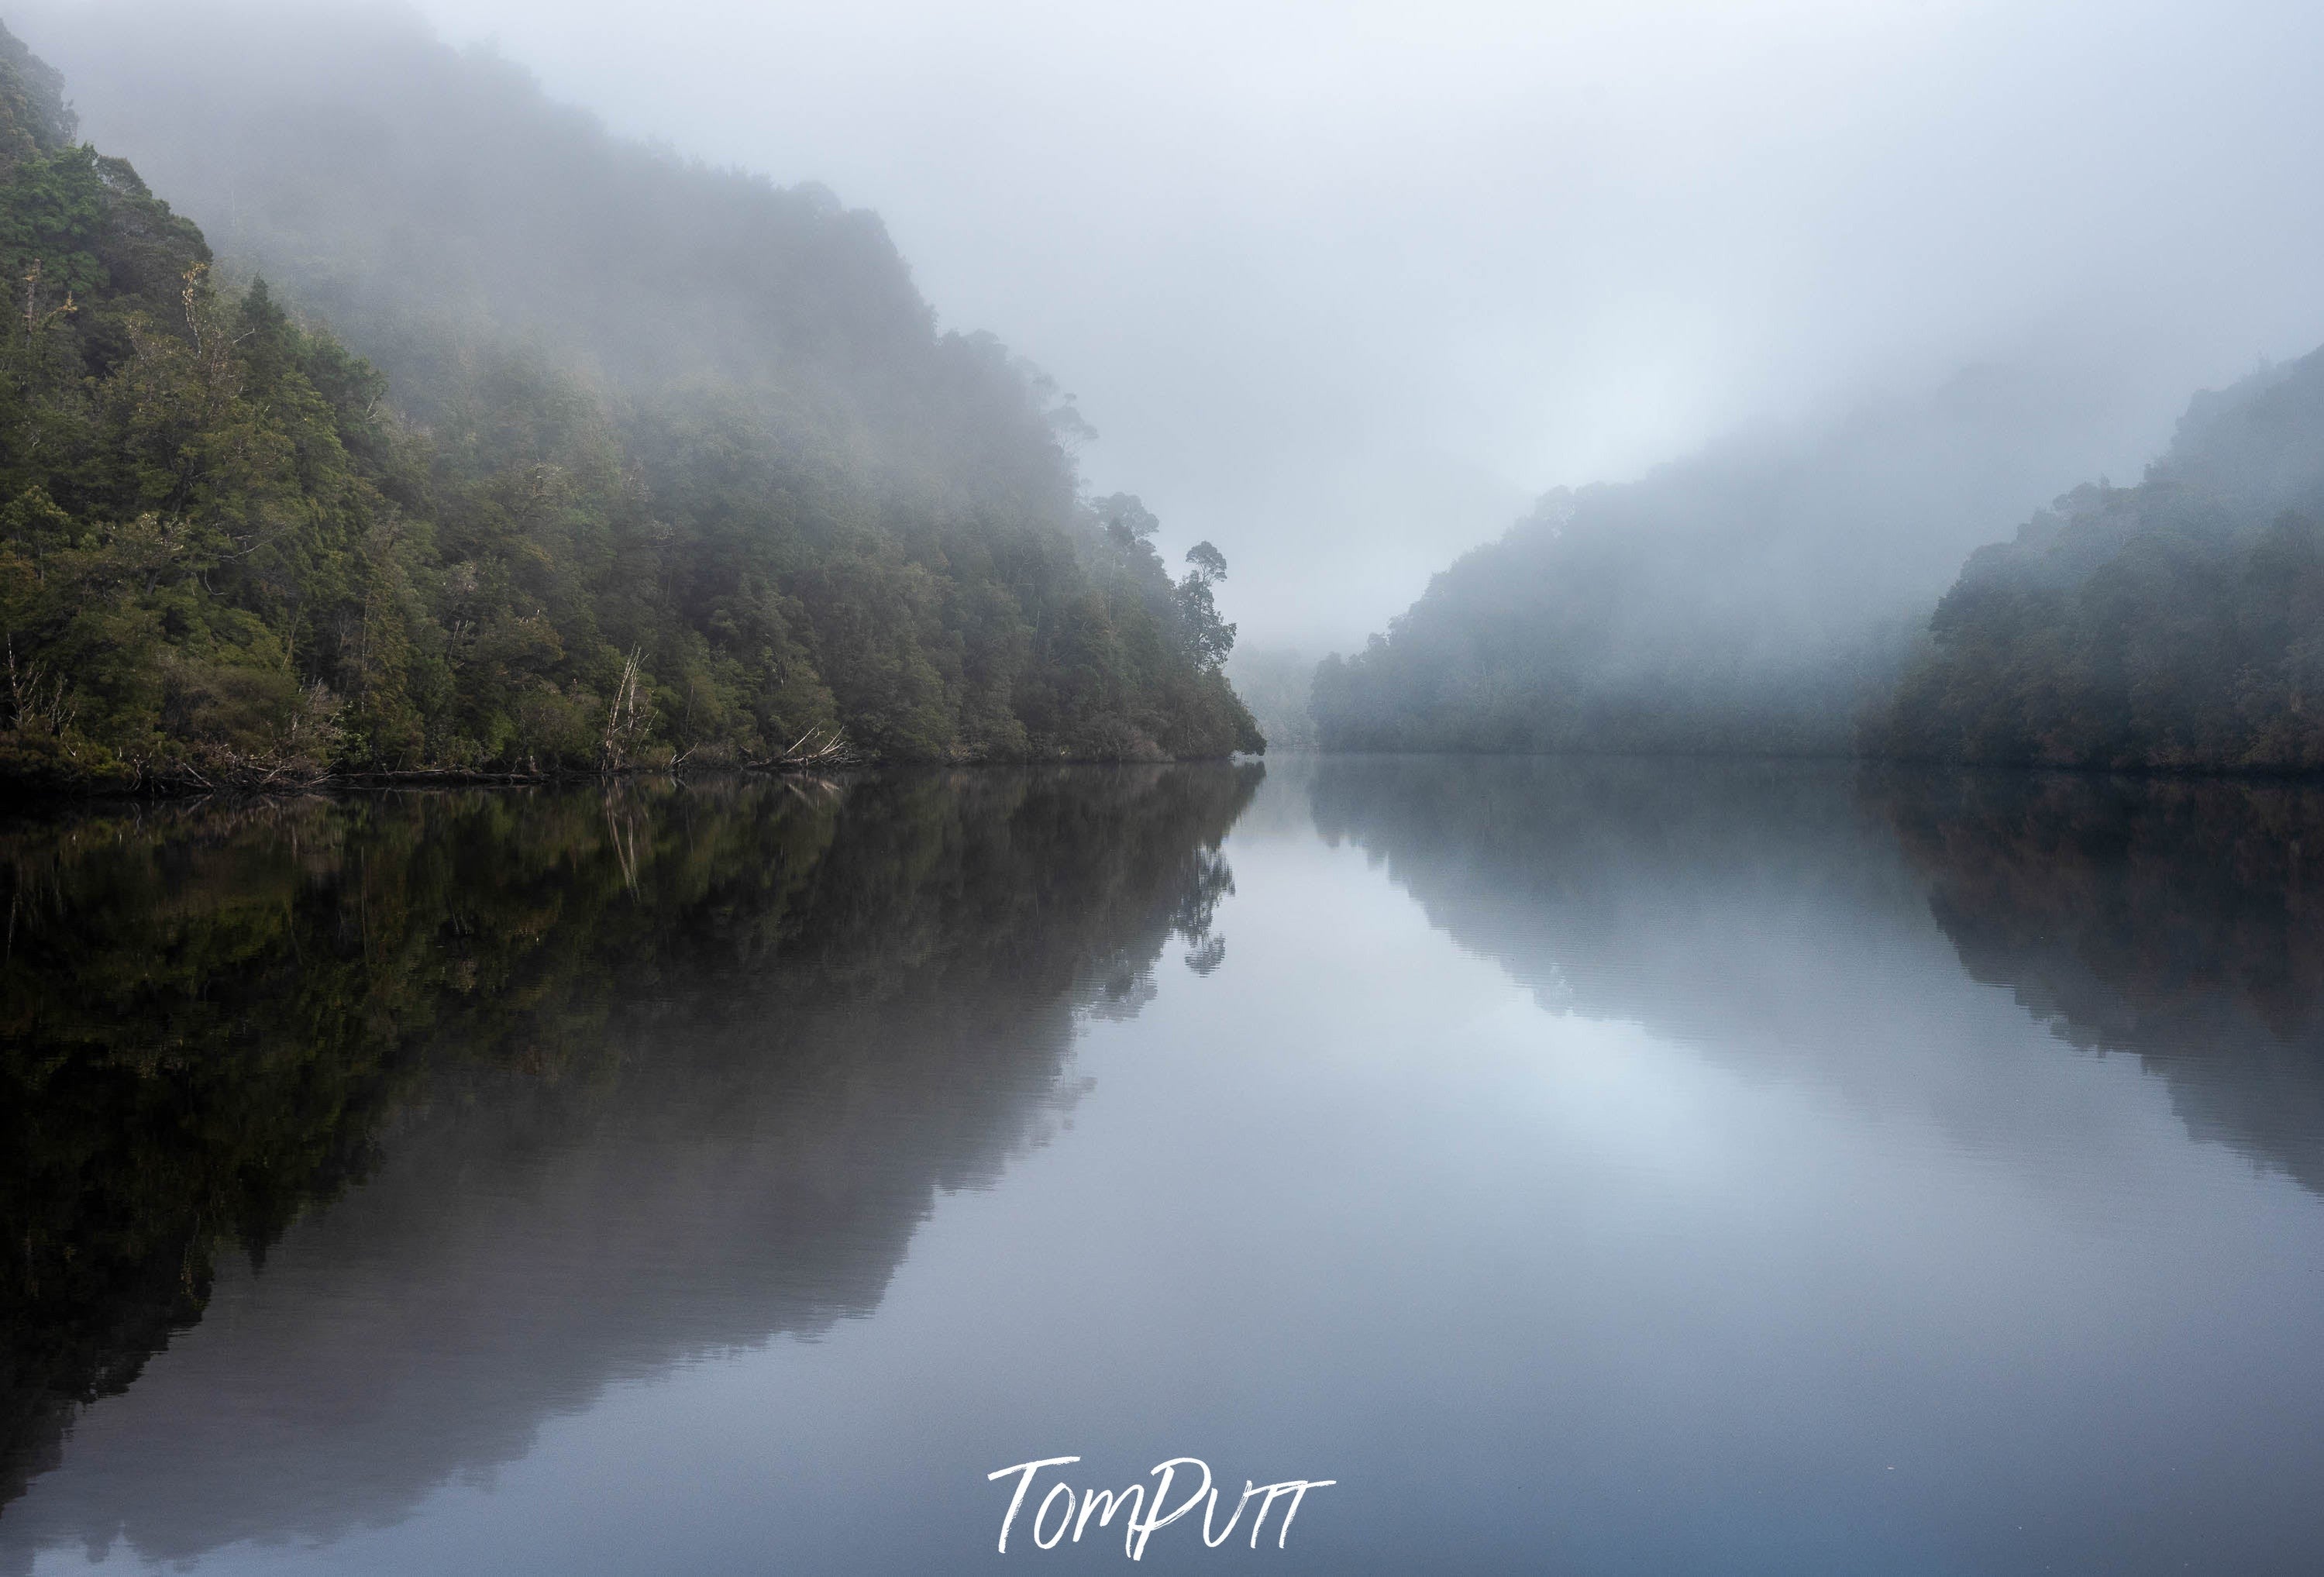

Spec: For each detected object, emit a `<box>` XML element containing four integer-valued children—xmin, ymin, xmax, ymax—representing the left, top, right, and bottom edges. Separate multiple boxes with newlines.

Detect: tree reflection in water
<box><xmin>1874</xmin><ymin>768</ymin><xmax>2324</xmax><ymax>1193</ymax></box>
<box><xmin>0</xmin><ymin>766</ymin><xmax>1258</xmax><ymax>1522</ymax></box>
<box><xmin>1312</xmin><ymin>756</ymin><xmax>2324</xmax><ymax>1196</ymax></box>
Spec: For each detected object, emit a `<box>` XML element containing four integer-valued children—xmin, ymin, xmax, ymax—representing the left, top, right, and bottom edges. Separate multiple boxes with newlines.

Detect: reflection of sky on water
<box><xmin>10</xmin><ymin>762</ymin><xmax>2324</xmax><ymax>1576</ymax></box>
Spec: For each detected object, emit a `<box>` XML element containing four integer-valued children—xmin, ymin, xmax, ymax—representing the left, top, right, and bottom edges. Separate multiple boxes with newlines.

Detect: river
<box><xmin>3</xmin><ymin>759</ymin><xmax>2321</xmax><ymax>1573</ymax></box>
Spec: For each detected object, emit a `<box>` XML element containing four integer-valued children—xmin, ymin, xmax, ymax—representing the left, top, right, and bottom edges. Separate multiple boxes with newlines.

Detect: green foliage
<box><xmin>1871</xmin><ymin>349</ymin><xmax>2324</xmax><ymax>768</ymax></box>
<box><xmin>0</xmin><ymin>23</ymin><xmax>1259</xmax><ymax>787</ymax></box>
<box><xmin>0</xmin><ymin>20</ymin><xmax>71</xmax><ymax>170</ymax></box>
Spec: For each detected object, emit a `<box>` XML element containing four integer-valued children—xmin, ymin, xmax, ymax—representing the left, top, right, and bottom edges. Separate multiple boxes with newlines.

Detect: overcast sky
<box><xmin>104</xmin><ymin>1</ymin><xmax>2324</xmax><ymax>649</ymax></box>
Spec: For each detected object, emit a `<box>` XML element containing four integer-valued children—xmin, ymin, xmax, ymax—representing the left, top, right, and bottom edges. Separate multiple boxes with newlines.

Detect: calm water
<box><xmin>4</xmin><ymin>759</ymin><xmax>2323</xmax><ymax>1575</ymax></box>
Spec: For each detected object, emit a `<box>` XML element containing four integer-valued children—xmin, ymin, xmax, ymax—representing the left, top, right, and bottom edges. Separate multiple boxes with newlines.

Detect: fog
<box><xmin>17</xmin><ymin>0</ymin><xmax>2324</xmax><ymax>656</ymax></box>
<box><xmin>331</xmin><ymin>0</ymin><xmax>2324</xmax><ymax>649</ymax></box>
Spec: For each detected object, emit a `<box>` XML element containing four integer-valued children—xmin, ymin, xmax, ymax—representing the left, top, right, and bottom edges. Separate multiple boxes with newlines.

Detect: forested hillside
<box><xmin>0</xmin><ymin>15</ymin><xmax>1258</xmax><ymax>789</ymax></box>
<box><xmin>1310</xmin><ymin>367</ymin><xmax>2142</xmax><ymax>756</ymax></box>
<box><xmin>1871</xmin><ymin>349</ymin><xmax>2324</xmax><ymax>768</ymax></box>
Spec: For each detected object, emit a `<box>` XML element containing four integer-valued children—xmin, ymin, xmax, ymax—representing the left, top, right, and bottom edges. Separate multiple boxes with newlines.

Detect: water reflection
<box><xmin>6</xmin><ymin>759</ymin><xmax>2324</xmax><ymax>1575</ymax></box>
<box><xmin>0</xmin><ymin>766</ymin><xmax>1258</xmax><ymax>1554</ymax></box>
<box><xmin>1294</xmin><ymin>757</ymin><xmax>2324</xmax><ymax>1573</ymax></box>
<box><xmin>1874</xmin><ymin>769</ymin><xmax>2324</xmax><ymax>1192</ymax></box>
<box><xmin>1310</xmin><ymin>756</ymin><xmax>2324</xmax><ymax>1193</ymax></box>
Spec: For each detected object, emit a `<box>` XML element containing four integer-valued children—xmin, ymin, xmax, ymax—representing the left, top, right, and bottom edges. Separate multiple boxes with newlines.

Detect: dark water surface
<box><xmin>3</xmin><ymin>759</ymin><xmax>2323</xmax><ymax>1575</ymax></box>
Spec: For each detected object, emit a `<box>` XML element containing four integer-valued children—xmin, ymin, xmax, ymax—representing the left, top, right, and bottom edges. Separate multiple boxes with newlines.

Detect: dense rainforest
<box><xmin>1313</xmin><ymin>339</ymin><xmax>2324</xmax><ymax>773</ymax></box>
<box><xmin>20</xmin><ymin>0</ymin><xmax>2324</xmax><ymax>776</ymax></box>
<box><xmin>1307</xmin><ymin>364</ymin><xmax>2149</xmax><ymax>757</ymax></box>
<box><xmin>1869</xmin><ymin>348</ymin><xmax>2324</xmax><ymax>768</ymax></box>
<box><xmin>0</xmin><ymin>18</ymin><xmax>1259</xmax><ymax>790</ymax></box>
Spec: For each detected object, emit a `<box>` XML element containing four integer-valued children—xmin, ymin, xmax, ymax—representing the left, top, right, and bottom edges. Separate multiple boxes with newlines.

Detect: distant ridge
<box><xmin>1310</xmin><ymin>364</ymin><xmax>2147</xmax><ymax>758</ymax></box>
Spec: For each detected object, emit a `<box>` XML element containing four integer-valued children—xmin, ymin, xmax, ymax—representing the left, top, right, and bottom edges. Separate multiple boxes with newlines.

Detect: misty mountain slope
<box><xmin>0</xmin><ymin>15</ymin><xmax>1258</xmax><ymax>782</ymax></box>
<box><xmin>1871</xmin><ymin>346</ymin><xmax>2324</xmax><ymax>768</ymax></box>
<box><xmin>17</xmin><ymin>1</ymin><xmax>1037</xmax><ymax>504</ymax></box>
<box><xmin>1311</xmin><ymin>367</ymin><xmax>2151</xmax><ymax>756</ymax></box>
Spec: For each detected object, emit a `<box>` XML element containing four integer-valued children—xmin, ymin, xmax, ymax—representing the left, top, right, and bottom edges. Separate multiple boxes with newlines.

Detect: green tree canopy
<box><xmin>0</xmin><ymin>21</ymin><xmax>1262</xmax><ymax>788</ymax></box>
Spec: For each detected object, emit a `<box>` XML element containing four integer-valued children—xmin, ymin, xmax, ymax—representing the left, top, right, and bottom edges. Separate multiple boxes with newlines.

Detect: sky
<box><xmin>64</xmin><ymin>0</ymin><xmax>2324</xmax><ymax>651</ymax></box>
